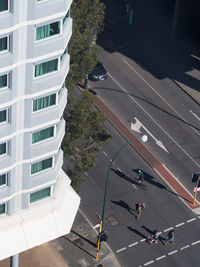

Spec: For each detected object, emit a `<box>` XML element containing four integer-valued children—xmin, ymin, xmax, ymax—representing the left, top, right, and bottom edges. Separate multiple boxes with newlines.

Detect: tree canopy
<box><xmin>62</xmin><ymin>91</ymin><xmax>111</xmax><ymax>191</ymax></box>
<box><xmin>66</xmin><ymin>0</ymin><xmax>105</xmax><ymax>90</ymax></box>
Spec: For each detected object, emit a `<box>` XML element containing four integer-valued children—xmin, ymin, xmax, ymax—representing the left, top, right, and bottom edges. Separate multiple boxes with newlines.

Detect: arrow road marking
<box><xmin>131</xmin><ymin>117</ymin><xmax>169</xmax><ymax>153</ymax></box>
<box><xmin>109</xmin><ymin>73</ymin><xmax>200</xmax><ymax>168</ymax></box>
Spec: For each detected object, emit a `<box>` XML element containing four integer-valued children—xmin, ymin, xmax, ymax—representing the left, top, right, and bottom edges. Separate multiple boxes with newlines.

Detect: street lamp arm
<box><xmin>101</xmin><ymin>135</ymin><xmax>144</xmax><ymax>230</ymax></box>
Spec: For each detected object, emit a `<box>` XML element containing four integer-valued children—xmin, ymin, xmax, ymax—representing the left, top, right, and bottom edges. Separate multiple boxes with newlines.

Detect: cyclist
<box><xmin>137</xmin><ymin>170</ymin><xmax>144</xmax><ymax>184</ymax></box>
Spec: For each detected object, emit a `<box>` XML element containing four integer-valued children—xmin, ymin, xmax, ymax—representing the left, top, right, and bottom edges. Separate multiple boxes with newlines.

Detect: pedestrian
<box><xmin>165</xmin><ymin>230</ymin><xmax>175</xmax><ymax>245</ymax></box>
<box><xmin>136</xmin><ymin>202</ymin><xmax>145</xmax><ymax>220</ymax></box>
<box><xmin>150</xmin><ymin>230</ymin><xmax>159</xmax><ymax>244</ymax></box>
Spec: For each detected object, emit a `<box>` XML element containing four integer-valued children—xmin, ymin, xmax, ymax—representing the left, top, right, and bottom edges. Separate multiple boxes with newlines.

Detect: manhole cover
<box><xmin>106</xmin><ymin>215</ymin><xmax>119</xmax><ymax>226</ymax></box>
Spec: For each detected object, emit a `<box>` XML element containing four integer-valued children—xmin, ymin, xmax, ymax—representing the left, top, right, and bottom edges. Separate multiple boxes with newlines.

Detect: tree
<box><xmin>62</xmin><ymin>91</ymin><xmax>111</xmax><ymax>191</ymax></box>
<box><xmin>66</xmin><ymin>0</ymin><xmax>105</xmax><ymax>90</ymax></box>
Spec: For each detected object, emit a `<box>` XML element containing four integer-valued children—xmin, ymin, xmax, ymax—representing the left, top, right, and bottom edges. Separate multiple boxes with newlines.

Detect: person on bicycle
<box><xmin>137</xmin><ymin>170</ymin><xmax>144</xmax><ymax>184</ymax></box>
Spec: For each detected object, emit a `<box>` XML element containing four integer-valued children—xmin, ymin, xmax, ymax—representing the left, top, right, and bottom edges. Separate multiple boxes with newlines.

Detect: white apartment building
<box><xmin>0</xmin><ymin>0</ymin><xmax>80</xmax><ymax>261</ymax></box>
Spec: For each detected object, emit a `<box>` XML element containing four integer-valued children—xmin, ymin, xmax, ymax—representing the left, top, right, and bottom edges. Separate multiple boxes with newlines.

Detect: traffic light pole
<box><xmin>95</xmin><ymin>134</ymin><xmax>147</xmax><ymax>260</ymax></box>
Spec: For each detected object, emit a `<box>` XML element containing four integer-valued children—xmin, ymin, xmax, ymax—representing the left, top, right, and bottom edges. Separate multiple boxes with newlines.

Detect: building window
<box><xmin>35</xmin><ymin>58</ymin><xmax>58</xmax><ymax>77</ymax></box>
<box><xmin>0</xmin><ymin>143</ymin><xmax>7</xmax><ymax>156</ymax></box>
<box><xmin>0</xmin><ymin>74</ymin><xmax>8</xmax><ymax>89</ymax></box>
<box><xmin>63</xmin><ymin>10</ymin><xmax>70</xmax><ymax>26</ymax></box>
<box><xmin>0</xmin><ymin>174</ymin><xmax>7</xmax><ymax>187</ymax></box>
<box><xmin>0</xmin><ymin>36</ymin><xmax>8</xmax><ymax>53</ymax></box>
<box><xmin>0</xmin><ymin>109</ymin><xmax>7</xmax><ymax>124</ymax></box>
<box><xmin>30</xmin><ymin>187</ymin><xmax>51</xmax><ymax>204</ymax></box>
<box><xmin>33</xmin><ymin>93</ymin><xmax>56</xmax><ymax>112</ymax></box>
<box><xmin>36</xmin><ymin>21</ymin><xmax>60</xmax><ymax>41</ymax></box>
<box><xmin>0</xmin><ymin>0</ymin><xmax>9</xmax><ymax>13</ymax></box>
<box><xmin>32</xmin><ymin>126</ymin><xmax>54</xmax><ymax>144</ymax></box>
<box><xmin>31</xmin><ymin>157</ymin><xmax>53</xmax><ymax>174</ymax></box>
<box><xmin>0</xmin><ymin>203</ymin><xmax>6</xmax><ymax>215</ymax></box>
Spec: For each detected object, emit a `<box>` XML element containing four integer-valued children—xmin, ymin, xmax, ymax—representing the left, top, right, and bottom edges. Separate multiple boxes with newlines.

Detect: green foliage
<box><xmin>66</xmin><ymin>0</ymin><xmax>105</xmax><ymax>90</ymax></box>
<box><xmin>62</xmin><ymin>91</ymin><xmax>111</xmax><ymax>191</ymax></box>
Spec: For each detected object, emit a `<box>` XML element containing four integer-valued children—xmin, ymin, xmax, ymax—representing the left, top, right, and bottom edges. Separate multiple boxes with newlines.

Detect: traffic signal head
<box><xmin>99</xmin><ymin>231</ymin><xmax>108</xmax><ymax>243</ymax></box>
<box><xmin>192</xmin><ymin>173</ymin><xmax>200</xmax><ymax>183</ymax></box>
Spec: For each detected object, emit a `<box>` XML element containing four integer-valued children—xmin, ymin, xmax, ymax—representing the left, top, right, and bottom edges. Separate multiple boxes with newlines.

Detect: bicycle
<box><xmin>137</xmin><ymin>179</ymin><xmax>148</xmax><ymax>190</ymax></box>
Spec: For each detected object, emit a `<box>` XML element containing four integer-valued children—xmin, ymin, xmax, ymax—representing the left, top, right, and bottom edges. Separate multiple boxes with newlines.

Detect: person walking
<box><xmin>136</xmin><ymin>202</ymin><xmax>145</xmax><ymax>220</ymax></box>
<box><xmin>150</xmin><ymin>230</ymin><xmax>159</xmax><ymax>244</ymax></box>
<box><xmin>165</xmin><ymin>230</ymin><xmax>175</xmax><ymax>245</ymax></box>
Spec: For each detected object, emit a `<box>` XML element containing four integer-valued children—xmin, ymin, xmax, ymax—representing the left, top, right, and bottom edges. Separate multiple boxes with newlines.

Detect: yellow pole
<box><xmin>96</xmin><ymin>220</ymin><xmax>102</xmax><ymax>260</ymax></box>
<box><xmin>193</xmin><ymin>191</ymin><xmax>197</xmax><ymax>205</ymax></box>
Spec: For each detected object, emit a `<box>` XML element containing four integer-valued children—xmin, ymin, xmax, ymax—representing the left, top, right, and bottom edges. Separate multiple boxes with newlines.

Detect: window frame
<box><xmin>35</xmin><ymin>20</ymin><xmax>62</xmax><ymax>42</ymax></box>
<box><xmin>0</xmin><ymin>142</ymin><xmax>8</xmax><ymax>158</ymax></box>
<box><xmin>0</xmin><ymin>73</ymin><xmax>9</xmax><ymax>90</ymax></box>
<box><xmin>0</xmin><ymin>35</ymin><xmax>9</xmax><ymax>54</ymax></box>
<box><xmin>31</xmin><ymin>125</ymin><xmax>55</xmax><ymax>145</ymax></box>
<box><xmin>30</xmin><ymin>186</ymin><xmax>52</xmax><ymax>205</ymax></box>
<box><xmin>0</xmin><ymin>108</ymin><xmax>8</xmax><ymax>125</ymax></box>
<box><xmin>0</xmin><ymin>202</ymin><xmax>6</xmax><ymax>216</ymax></box>
<box><xmin>0</xmin><ymin>0</ymin><xmax>10</xmax><ymax>14</ymax></box>
<box><xmin>32</xmin><ymin>92</ymin><xmax>58</xmax><ymax>113</ymax></box>
<box><xmin>30</xmin><ymin>156</ymin><xmax>54</xmax><ymax>176</ymax></box>
<box><xmin>36</xmin><ymin>0</ymin><xmax>48</xmax><ymax>4</ymax></box>
<box><xmin>0</xmin><ymin>173</ymin><xmax>8</xmax><ymax>188</ymax></box>
<box><xmin>33</xmin><ymin>57</ymin><xmax>60</xmax><ymax>79</ymax></box>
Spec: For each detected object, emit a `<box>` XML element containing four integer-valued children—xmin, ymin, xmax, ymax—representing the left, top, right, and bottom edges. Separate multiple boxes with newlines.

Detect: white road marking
<box><xmin>164</xmin><ymin>227</ymin><xmax>174</xmax><ymax>232</ymax></box>
<box><xmin>93</xmin><ymin>224</ymin><xmax>100</xmax><ymax>229</ymax></box>
<box><xmin>190</xmin><ymin>110</ymin><xmax>200</xmax><ymax>122</ymax></box>
<box><xmin>168</xmin><ymin>250</ymin><xmax>178</xmax><ymax>255</ymax></box>
<box><xmin>108</xmin><ymin>72</ymin><xmax>200</xmax><ymax>168</ymax></box>
<box><xmin>144</xmin><ymin>260</ymin><xmax>154</xmax><ymax>266</ymax></box>
<box><xmin>123</xmin><ymin>59</ymin><xmax>200</xmax><ymax>137</ymax></box>
<box><xmin>186</xmin><ymin>218</ymin><xmax>196</xmax><ymax>223</ymax></box>
<box><xmin>156</xmin><ymin>255</ymin><xmax>166</xmax><ymax>261</ymax></box>
<box><xmin>180</xmin><ymin>245</ymin><xmax>190</xmax><ymax>250</ymax></box>
<box><xmin>175</xmin><ymin>222</ymin><xmax>185</xmax><ymax>227</ymax></box>
<box><xmin>117</xmin><ymin>167</ymin><xmax>122</xmax><ymax>172</ymax></box>
<box><xmin>128</xmin><ymin>242</ymin><xmax>138</xmax><ymax>247</ymax></box>
<box><xmin>191</xmin><ymin>240</ymin><xmax>200</xmax><ymax>246</ymax></box>
<box><xmin>132</xmin><ymin>183</ymin><xmax>137</xmax><ymax>189</ymax></box>
<box><xmin>103</xmin><ymin>151</ymin><xmax>108</xmax><ymax>157</ymax></box>
<box><xmin>140</xmin><ymin>239</ymin><xmax>146</xmax><ymax>242</ymax></box>
<box><xmin>116</xmin><ymin>247</ymin><xmax>127</xmax><ymax>253</ymax></box>
<box><xmin>131</xmin><ymin>118</ymin><xmax>169</xmax><ymax>153</ymax></box>
<box><xmin>84</xmin><ymin>171</ymin><xmax>88</xmax><ymax>176</ymax></box>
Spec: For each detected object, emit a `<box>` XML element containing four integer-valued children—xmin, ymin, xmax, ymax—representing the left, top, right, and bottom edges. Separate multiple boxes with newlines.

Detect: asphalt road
<box><xmin>88</xmin><ymin>1</ymin><xmax>200</xmax><ymax>198</ymax></box>
<box><xmin>80</xmin><ymin>121</ymin><xmax>200</xmax><ymax>267</ymax></box>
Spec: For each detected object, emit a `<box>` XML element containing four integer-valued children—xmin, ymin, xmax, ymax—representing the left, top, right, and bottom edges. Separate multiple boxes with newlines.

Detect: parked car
<box><xmin>88</xmin><ymin>62</ymin><xmax>108</xmax><ymax>81</ymax></box>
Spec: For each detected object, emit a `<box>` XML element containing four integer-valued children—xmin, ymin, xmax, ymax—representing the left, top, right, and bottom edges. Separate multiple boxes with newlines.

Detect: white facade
<box><xmin>0</xmin><ymin>0</ymin><xmax>80</xmax><ymax>260</ymax></box>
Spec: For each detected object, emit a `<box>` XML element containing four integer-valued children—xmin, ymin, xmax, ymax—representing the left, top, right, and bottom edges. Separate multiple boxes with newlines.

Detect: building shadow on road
<box><xmin>111</xmin><ymin>200</ymin><xmax>137</xmax><ymax>218</ymax></box>
<box><xmin>127</xmin><ymin>226</ymin><xmax>148</xmax><ymax>240</ymax></box>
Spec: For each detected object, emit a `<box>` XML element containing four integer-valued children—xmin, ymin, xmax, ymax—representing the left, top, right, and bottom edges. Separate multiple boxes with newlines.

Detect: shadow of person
<box><xmin>111</xmin><ymin>200</ymin><xmax>136</xmax><ymax>217</ymax></box>
<box><xmin>111</xmin><ymin>168</ymin><xmax>138</xmax><ymax>186</ymax></box>
<box><xmin>127</xmin><ymin>226</ymin><xmax>148</xmax><ymax>240</ymax></box>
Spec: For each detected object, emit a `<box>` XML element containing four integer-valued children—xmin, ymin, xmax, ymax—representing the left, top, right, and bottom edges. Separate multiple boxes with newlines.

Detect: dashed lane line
<box><xmin>192</xmin><ymin>240</ymin><xmax>200</xmax><ymax>246</ymax></box>
<box><xmin>168</xmin><ymin>250</ymin><xmax>178</xmax><ymax>256</ymax></box>
<box><xmin>128</xmin><ymin>242</ymin><xmax>138</xmax><ymax>248</ymax></box>
<box><xmin>132</xmin><ymin>183</ymin><xmax>137</xmax><ymax>189</ymax></box>
<box><xmin>186</xmin><ymin>218</ymin><xmax>196</xmax><ymax>223</ymax></box>
<box><xmin>144</xmin><ymin>260</ymin><xmax>154</xmax><ymax>266</ymax></box>
<box><xmin>141</xmin><ymin>240</ymin><xmax>200</xmax><ymax>266</ymax></box>
<box><xmin>180</xmin><ymin>245</ymin><xmax>190</xmax><ymax>250</ymax></box>
<box><xmin>175</xmin><ymin>222</ymin><xmax>185</xmax><ymax>227</ymax></box>
<box><xmin>156</xmin><ymin>255</ymin><xmax>166</xmax><ymax>261</ymax></box>
<box><xmin>116</xmin><ymin>247</ymin><xmax>127</xmax><ymax>253</ymax></box>
<box><xmin>117</xmin><ymin>217</ymin><xmax>199</xmax><ymax>253</ymax></box>
<box><xmin>103</xmin><ymin>151</ymin><xmax>108</xmax><ymax>157</ymax></box>
<box><xmin>163</xmin><ymin>227</ymin><xmax>173</xmax><ymax>232</ymax></box>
